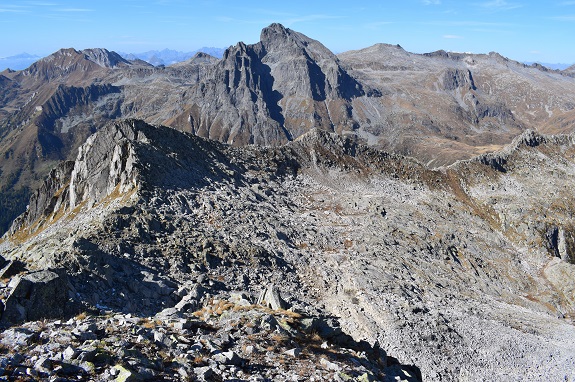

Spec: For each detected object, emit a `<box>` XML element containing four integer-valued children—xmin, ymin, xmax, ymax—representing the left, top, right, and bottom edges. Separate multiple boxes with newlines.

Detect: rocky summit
<box><xmin>0</xmin><ymin>118</ymin><xmax>574</xmax><ymax>381</ymax></box>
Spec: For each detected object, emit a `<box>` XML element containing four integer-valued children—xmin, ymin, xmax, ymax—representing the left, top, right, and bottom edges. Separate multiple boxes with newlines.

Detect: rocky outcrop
<box><xmin>7</xmin><ymin>119</ymin><xmax>144</xmax><ymax>234</ymax></box>
<box><xmin>8</xmin><ymin>161</ymin><xmax>74</xmax><ymax>235</ymax></box>
<box><xmin>441</xmin><ymin>68</ymin><xmax>476</xmax><ymax>91</ymax></box>
<box><xmin>256</xmin><ymin>284</ymin><xmax>289</xmax><ymax>310</ymax></box>
<box><xmin>0</xmin><ymin>270</ymin><xmax>68</xmax><ymax>325</ymax></box>
<box><xmin>68</xmin><ymin>119</ymin><xmax>145</xmax><ymax>208</ymax></box>
<box><xmin>473</xmin><ymin>129</ymin><xmax>552</xmax><ymax>172</ymax></box>
<box><xmin>81</xmin><ymin>48</ymin><xmax>131</xmax><ymax>68</ymax></box>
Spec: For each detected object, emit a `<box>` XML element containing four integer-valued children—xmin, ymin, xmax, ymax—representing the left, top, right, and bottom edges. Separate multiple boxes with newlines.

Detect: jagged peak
<box><xmin>259</xmin><ymin>23</ymin><xmax>335</xmax><ymax>61</ymax></box>
<box><xmin>222</xmin><ymin>41</ymin><xmax>253</xmax><ymax>60</ymax></box>
<box><xmin>38</xmin><ymin>48</ymin><xmax>81</xmax><ymax>62</ymax></box>
<box><xmin>29</xmin><ymin>47</ymin><xmax>129</xmax><ymax>71</ymax></box>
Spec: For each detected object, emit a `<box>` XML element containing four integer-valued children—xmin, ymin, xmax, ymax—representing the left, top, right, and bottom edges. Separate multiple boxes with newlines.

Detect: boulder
<box><xmin>1</xmin><ymin>270</ymin><xmax>68</xmax><ymax>325</ymax></box>
<box><xmin>256</xmin><ymin>284</ymin><xmax>288</xmax><ymax>310</ymax></box>
<box><xmin>211</xmin><ymin>351</ymin><xmax>242</xmax><ymax>366</ymax></box>
<box><xmin>173</xmin><ymin>284</ymin><xmax>205</xmax><ymax>313</ymax></box>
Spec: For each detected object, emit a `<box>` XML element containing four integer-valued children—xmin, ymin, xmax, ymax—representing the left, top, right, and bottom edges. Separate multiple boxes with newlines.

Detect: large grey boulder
<box><xmin>1</xmin><ymin>270</ymin><xmax>68</xmax><ymax>325</ymax></box>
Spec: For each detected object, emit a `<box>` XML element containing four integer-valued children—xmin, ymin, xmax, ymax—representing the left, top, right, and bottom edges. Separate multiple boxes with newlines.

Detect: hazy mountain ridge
<box><xmin>523</xmin><ymin>61</ymin><xmax>571</xmax><ymax>70</ymax></box>
<box><xmin>119</xmin><ymin>47</ymin><xmax>225</xmax><ymax>67</ymax></box>
<box><xmin>0</xmin><ymin>53</ymin><xmax>42</xmax><ymax>71</ymax></box>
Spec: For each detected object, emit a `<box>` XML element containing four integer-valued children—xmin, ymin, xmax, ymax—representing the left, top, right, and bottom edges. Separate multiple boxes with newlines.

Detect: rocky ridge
<box><xmin>1</xmin><ymin>119</ymin><xmax>575</xmax><ymax>380</ymax></box>
<box><xmin>2</xmin><ymin>23</ymin><xmax>575</xmax><ymax>234</ymax></box>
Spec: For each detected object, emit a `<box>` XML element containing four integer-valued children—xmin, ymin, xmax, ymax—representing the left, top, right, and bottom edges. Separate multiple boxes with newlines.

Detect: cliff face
<box><xmin>3</xmin><ymin>119</ymin><xmax>575</xmax><ymax>381</ymax></box>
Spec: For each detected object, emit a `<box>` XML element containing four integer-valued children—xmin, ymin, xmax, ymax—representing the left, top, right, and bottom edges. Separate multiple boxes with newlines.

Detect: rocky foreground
<box><xmin>0</xmin><ymin>286</ymin><xmax>417</xmax><ymax>381</ymax></box>
<box><xmin>1</xmin><ymin>119</ymin><xmax>575</xmax><ymax>380</ymax></box>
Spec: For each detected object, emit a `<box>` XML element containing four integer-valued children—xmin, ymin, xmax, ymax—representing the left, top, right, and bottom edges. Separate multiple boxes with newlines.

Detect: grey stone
<box><xmin>153</xmin><ymin>330</ymin><xmax>172</xmax><ymax>346</ymax></box>
<box><xmin>259</xmin><ymin>314</ymin><xmax>281</xmax><ymax>331</ymax></box>
<box><xmin>256</xmin><ymin>284</ymin><xmax>288</xmax><ymax>310</ymax></box>
<box><xmin>243</xmin><ymin>345</ymin><xmax>254</xmax><ymax>356</ymax></box>
<box><xmin>62</xmin><ymin>346</ymin><xmax>79</xmax><ymax>361</ymax></box>
<box><xmin>320</xmin><ymin>357</ymin><xmax>341</xmax><ymax>371</ymax></box>
<box><xmin>283</xmin><ymin>348</ymin><xmax>301</xmax><ymax>357</ymax></box>
<box><xmin>0</xmin><ymin>328</ymin><xmax>35</xmax><ymax>349</ymax></box>
<box><xmin>77</xmin><ymin>347</ymin><xmax>97</xmax><ymax>362</ymax></box>
<box><xmin>33</xmin><ymin>356</ymin><xmax>52</xmax><ymax>372</ymax></box>
<box><xmin>230</xmin><ymin>291</ymin><xmax>252</xmax><ymax>306</ymax></box>
<box><xmin>194</xmin><ymin>366</ymin><xmax>215</xmax><ymax>381</ymax></box>
<box><xmin>173</xmin><ymin>319</ymin><xmax>193</xmax><ymax>331</ymax></box>
<box><xmin>212</xmin><ymin>351</ymin><xmax>242</xmax><ymax>366</ymax></box>
<box><xmin>174</xmin><ymin>284</ymin><xmax>205</xmax><ymax>312</ymax></box>
<box><xmin>1</xmin><ymin>270</ymin><xmax>68</xmax><ymax>324</ymax></box>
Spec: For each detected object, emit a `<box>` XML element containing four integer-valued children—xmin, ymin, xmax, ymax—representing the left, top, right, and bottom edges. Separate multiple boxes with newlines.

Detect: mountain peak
<box><xmin>19</xmin><ymin>47</ymin><xmax>131</xmax><ymax>81</ymax></box>
<box><xmin>42</xmin><ymin>48</ymin><xmax>81</xmax><ymax>61</ymax></box>
<box><xmin>258</xmin><ymin>22</ymin><xmax>336</xmax><ymax>65</ymax></box>
<box><xmin>81</xmin><ymin>48</ymin><xmax>131</xmax><ymax>68</ymax></box>
<box><xmin>260</xmin><ymin>23</ymin><xmax>290</xmax><ymax>41</ymax></box>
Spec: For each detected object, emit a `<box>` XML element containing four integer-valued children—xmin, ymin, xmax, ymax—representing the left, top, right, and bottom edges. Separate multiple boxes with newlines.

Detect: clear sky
<box><xmin>1</xmin><ymin>0</ymin><xmax>574</xmax><ymax>64</ymax></box>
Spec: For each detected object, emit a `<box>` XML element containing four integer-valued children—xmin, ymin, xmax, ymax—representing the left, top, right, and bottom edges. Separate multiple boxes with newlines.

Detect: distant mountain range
<box><xmin>1</xmin><ymin>24</ymin><xmax>575</xmax><ymax>235</ymax></box>
<box><xmin>0</xmin><ymin>53</ymin><xmax>42</xmax><ymax>71</ymax></box>
<box><xmin>2</xmin><ymin>24</ymin><xmax>575</xmax><ymax>380</ymax></box>
<box><xmin>0</xmin><ymin>48</ymin><xmax>225</xmax><ymax>71</ymax></box>
<box><xmin>524</xmin><ymin>61</ymin><xmax>572</xmax><ymax>70</ymax></box>
<box><xmin>118</xmin><ymin>47</ymin><xmax>225</xmax><ymax>66</ymax></box>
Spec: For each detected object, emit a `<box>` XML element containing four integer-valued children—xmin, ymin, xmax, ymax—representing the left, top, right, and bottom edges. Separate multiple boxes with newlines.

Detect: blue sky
<box><xmin>1</xmin><ymin>0</ymin><xmax>574</xmax><ymax>64</ymax></box>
